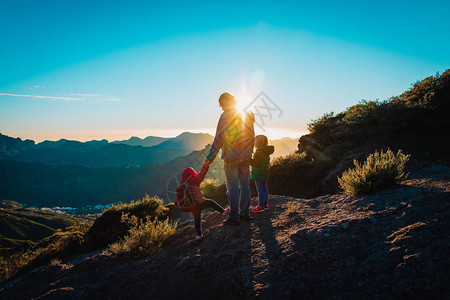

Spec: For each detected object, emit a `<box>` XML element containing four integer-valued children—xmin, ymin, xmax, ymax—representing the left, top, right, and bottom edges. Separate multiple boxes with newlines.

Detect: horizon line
<box><xmin>2</xmin><ymin>127</ymin><xmax>305</xmax><ymax>143</ymax></box>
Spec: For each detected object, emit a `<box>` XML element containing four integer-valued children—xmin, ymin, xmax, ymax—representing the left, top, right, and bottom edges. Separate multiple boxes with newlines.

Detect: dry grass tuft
<box><xmin>108</xmin><ymin>213</ymin><xmax>177</xmax><ymax>257</ymax></box>
<box><xmin>286</xmin><ymin>201</ymin><xmax>303</xmax><ymax>215</ymax></box>
<box><xmin>49</xmin><ymin>258</ymin><xmax>62</xmax><ymax>266</ymax></box>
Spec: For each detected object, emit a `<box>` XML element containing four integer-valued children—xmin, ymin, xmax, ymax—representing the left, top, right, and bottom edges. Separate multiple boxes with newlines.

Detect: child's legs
<box><xmin>255</xmin><ymin>180</ymin><xmax>269</xmax><ymax>207</ymax></box>
<box><xmin>198</xmin><ymin>199</ymin><xmax>224</xmax><ymax>213</ymax></box>
<box><xmin>263</xmin><ymin>181</ymin><xmax>269</xmax><ymax>206</ymax></box>
<box><xmin>192</xmin><ymin>208</ymin><xmax>202</xmax><ymax>236</ymax></box>
<box><xmin>193</xmin><ymin>200</ymin><xmax>224</xmax><ymax>236</ymax></box>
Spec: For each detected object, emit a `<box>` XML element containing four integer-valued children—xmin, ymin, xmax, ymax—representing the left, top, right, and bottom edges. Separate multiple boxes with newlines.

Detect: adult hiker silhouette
<box><xmin>205</xmin><ymin>92</ymin><xmax>255</xmax><ymax>225</ymax></box>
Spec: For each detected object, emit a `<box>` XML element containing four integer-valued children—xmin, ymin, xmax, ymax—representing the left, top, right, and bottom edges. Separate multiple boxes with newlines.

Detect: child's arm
<box><xmin>190</xmin><ymin>163</ymin><xmax>210</xmax><ymax>186</ymax></box>
<box><xmin>250</xmin><ymin>152</ymin><xmax>264</xmax><ymax>167</ymax></box>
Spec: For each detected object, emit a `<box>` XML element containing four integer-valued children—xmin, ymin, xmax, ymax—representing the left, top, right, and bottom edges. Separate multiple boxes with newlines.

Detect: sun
<box><xmin>235</xmin><ymin>92</ymin><xmax>253</xmax><ymax>116</ymax></box>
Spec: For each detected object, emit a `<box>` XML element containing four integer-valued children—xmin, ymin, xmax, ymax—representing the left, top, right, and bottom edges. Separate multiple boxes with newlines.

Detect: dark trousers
<box><xmin>255</xmin><ymin>180</ymin><xmax>269</xmax><ymax>207</ymax></box>
<box><xmin>192</xmin><ymin>199</ymin><xmax>224</xmax><ymax>235</ymax></box>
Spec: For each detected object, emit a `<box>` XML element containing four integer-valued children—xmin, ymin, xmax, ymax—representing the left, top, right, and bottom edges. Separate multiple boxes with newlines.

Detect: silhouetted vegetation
<box><xmin>270</xmin><ymin>70</ymin><xmax>450</xmax><ymax>196</ymax></box>
<box><xmin>269</xmin><ymin>151</ymin><xmax>335</xmax><ymax>196</ymax></box>
<box><xmin>304</xmin><ymin>70</ymin><xmax>450</xmax><ymax>158</ymax></box>
<box><xmin>338</xmin><ymin>149</ymin><xmax>410</xmax><ymax>195</ymax></box>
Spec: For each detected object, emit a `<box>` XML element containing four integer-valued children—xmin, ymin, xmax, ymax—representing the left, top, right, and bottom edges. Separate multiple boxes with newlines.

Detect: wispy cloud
<box><xmin>69</xmin><ymin>93</ymin><xmax>103</xmax><ymax>97</ymax></box>
<box><xmin>69</xmin><ymin>93</ymin><xmax>122</xmax><ymax>101</ymax></box>
<box><xmin>0</xmin><ymin>92</ymin><xmax>82</xmax><ymax>101</ymax></box>
<box><xmin>0</xmin><ymin>92</ymin><xmax>122</xmax><ymax>102</ymax></box>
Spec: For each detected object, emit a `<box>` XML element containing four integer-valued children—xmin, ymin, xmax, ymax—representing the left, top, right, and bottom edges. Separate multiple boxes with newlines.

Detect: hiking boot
<box><xmin>252</xmin><ymin>205</ymin><xmax>269</xmax><ymax>212</ymax></box>
<box><xmin>195</xmin><ymin>234</ymin><xmax>204</xmax><ymax>240</ymax></box>
<box><xmin>239</xmin><ymin>215</ymin><xmax>253</xmax><ymax>222</ymax></box>
<box><xmin>222</xmin><ymin>207</ymin><xmax>231</xmax><ymax>217</ymax></box>
<box><xmin>223</xmin><ymin>218</ymin><xmax>240</xmax><ymax>226</ymax></box>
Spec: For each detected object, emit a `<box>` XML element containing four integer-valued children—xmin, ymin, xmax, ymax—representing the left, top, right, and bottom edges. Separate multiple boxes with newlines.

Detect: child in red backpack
<box><xmin>177</xmin><ymin>161</ymin><xmax>230</xmax><ymax>240</ymax></box>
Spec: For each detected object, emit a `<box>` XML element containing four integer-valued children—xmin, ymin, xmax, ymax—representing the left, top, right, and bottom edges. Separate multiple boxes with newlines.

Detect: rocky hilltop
<box><xmin>1</xmin><ymin>160</ymin><xmax>448</xmax><ymax>299</ymax></box>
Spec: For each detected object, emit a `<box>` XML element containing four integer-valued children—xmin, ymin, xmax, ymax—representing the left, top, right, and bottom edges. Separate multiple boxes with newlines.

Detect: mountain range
<box><xmin>112</xmin><ymin>136</ymin><xmax>170</xmax><ymax>147</ymax></box>
<box><xmin>0</xmin><ymin>132</ymin><xmax>297</xmax><ymax>168</ymax></box>
<box><xmin>0</xmin><ymin>132</ymin><xmax>214</xmax><ymax>168</ymax></box>
<box><xmin>0</xmin><ymin>132</ymin><xmax>298</xmax><ymax>208</ymax></box>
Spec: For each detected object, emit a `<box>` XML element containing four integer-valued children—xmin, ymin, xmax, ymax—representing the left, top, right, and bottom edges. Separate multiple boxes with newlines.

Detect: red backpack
<box><xmin>175</xmin><ymin>181</ymin><xmax>205</xmax><ymax>212</ymax></box>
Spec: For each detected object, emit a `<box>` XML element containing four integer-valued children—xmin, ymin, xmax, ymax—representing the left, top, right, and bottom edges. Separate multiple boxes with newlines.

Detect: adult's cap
<box><xmin>218</xmin><ymin>92</ymin><xmax>236</xmax><ymax>108</ymax></box>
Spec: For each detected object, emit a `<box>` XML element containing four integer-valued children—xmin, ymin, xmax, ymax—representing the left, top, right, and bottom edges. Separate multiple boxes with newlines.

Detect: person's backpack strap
<box><xmin>175</xmin><ymin>183</ymin><xmax>181</xmax><ymax>206</ymax></box>
<box><xmin>183</xmin><ymin>182</ymin><xmax>191</xmax><ymax>206</ymax></box>
<box><xmin>176</xmin><ymin>181</ymin><xmax>204</xmax><ymax>209</ymax></box>
<box><xmin>196</xmin><ymin>188</ymin><xmax>205</xmax><ymax>205</ymax></box>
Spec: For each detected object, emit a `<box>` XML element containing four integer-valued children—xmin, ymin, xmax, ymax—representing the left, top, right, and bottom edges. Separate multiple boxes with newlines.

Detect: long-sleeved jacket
<box><xmin>250</xmin><ymin>145</ymin><xmax>274</xmax><ymax>181</ymax></box>
<box><xmin>206</xmin><ymin>108</ymin><xmax>255</xmax><ymax>161</ymax></box>
<box><xmin>176</xmin><ymin>163</ymin><xmax>210</xmax><ymax>211</ymax></box>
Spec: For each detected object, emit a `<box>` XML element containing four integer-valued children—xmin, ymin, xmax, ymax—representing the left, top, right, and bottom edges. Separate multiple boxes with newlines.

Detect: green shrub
<box><xmin>84</xmin><ymin>195</ymin><xmax>168</xmax><ymax>250</ymax></box>
<box><xmin>338</xmin><ymin>149</ymin><xmax>410</xmax><ymax>195</ymax></box>
<box><xmin>108</xmin><ymin>213</ymin><xmax>176</xmax><ymax>256</ymax></box>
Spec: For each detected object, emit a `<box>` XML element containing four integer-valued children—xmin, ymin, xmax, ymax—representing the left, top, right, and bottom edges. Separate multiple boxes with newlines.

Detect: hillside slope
<box><xmin>270</xmin><ymin>69</ymin><xmax>450</xmax><ymax>197</ymax></box>
<box><xmin>1</xmin><ymin>161</ymin><xmax>448</xmax><ymax>299</ymax></box>
<box><xmin>0</xmin><ymin>201</ymin><xmax>90</xmax><ymax>251</ymax></box>
<box><xmin>0</xmin><ymin>146</ymin><xmax>225</xmax><ymax>208</ymax></box>
<box><xmin>152</xmin><ymin>132</ymin><xmax>213</xmax><ymax>151</ymax></box>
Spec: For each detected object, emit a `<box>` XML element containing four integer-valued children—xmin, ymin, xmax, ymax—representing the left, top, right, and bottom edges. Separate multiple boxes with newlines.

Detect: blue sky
<box><xmin>1</xmin><ymin>0</ymin><xmax>449</xmax><ymax>142</ymax></box>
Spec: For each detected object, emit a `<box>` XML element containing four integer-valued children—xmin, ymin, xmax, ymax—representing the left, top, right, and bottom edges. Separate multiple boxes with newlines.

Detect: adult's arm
<box><xmin>206</xmin><ymin>113</ymin><xmax>227</xmax><ymax>161</ymax></box>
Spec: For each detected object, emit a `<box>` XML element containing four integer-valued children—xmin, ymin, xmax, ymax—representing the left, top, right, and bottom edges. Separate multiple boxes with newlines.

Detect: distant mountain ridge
<box><xmin>0</xmin><ymin>132</ymin><xmax>297</xmax><ymax>168</ymax></box>
<box><xmin>0</xmin><ymin>133</ymin><xmax>35</xmax><ymax>158</ymax></box>
<box><xmin>155</xmin><ymin>132</ymin><xmax>213</xmax><ymax>149</ymax></box>
<box><xmin>111</xmin><ymin>132</ymin><xmax>297</xmax><ymax>158</ymax></box>
<box><xmin>112</xmin><ymin>136</ymin><xmax>170</xmax><ymax>147</ymax></box>
<box><xmin>269</xmin><ymin>137</ymin><xmax>297</xmax><ymax>158</ymax></box>
<box><xmin>0</xmin><ymin>132</ymin><xmax>215</xmax><ymax>168</ymax></box>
